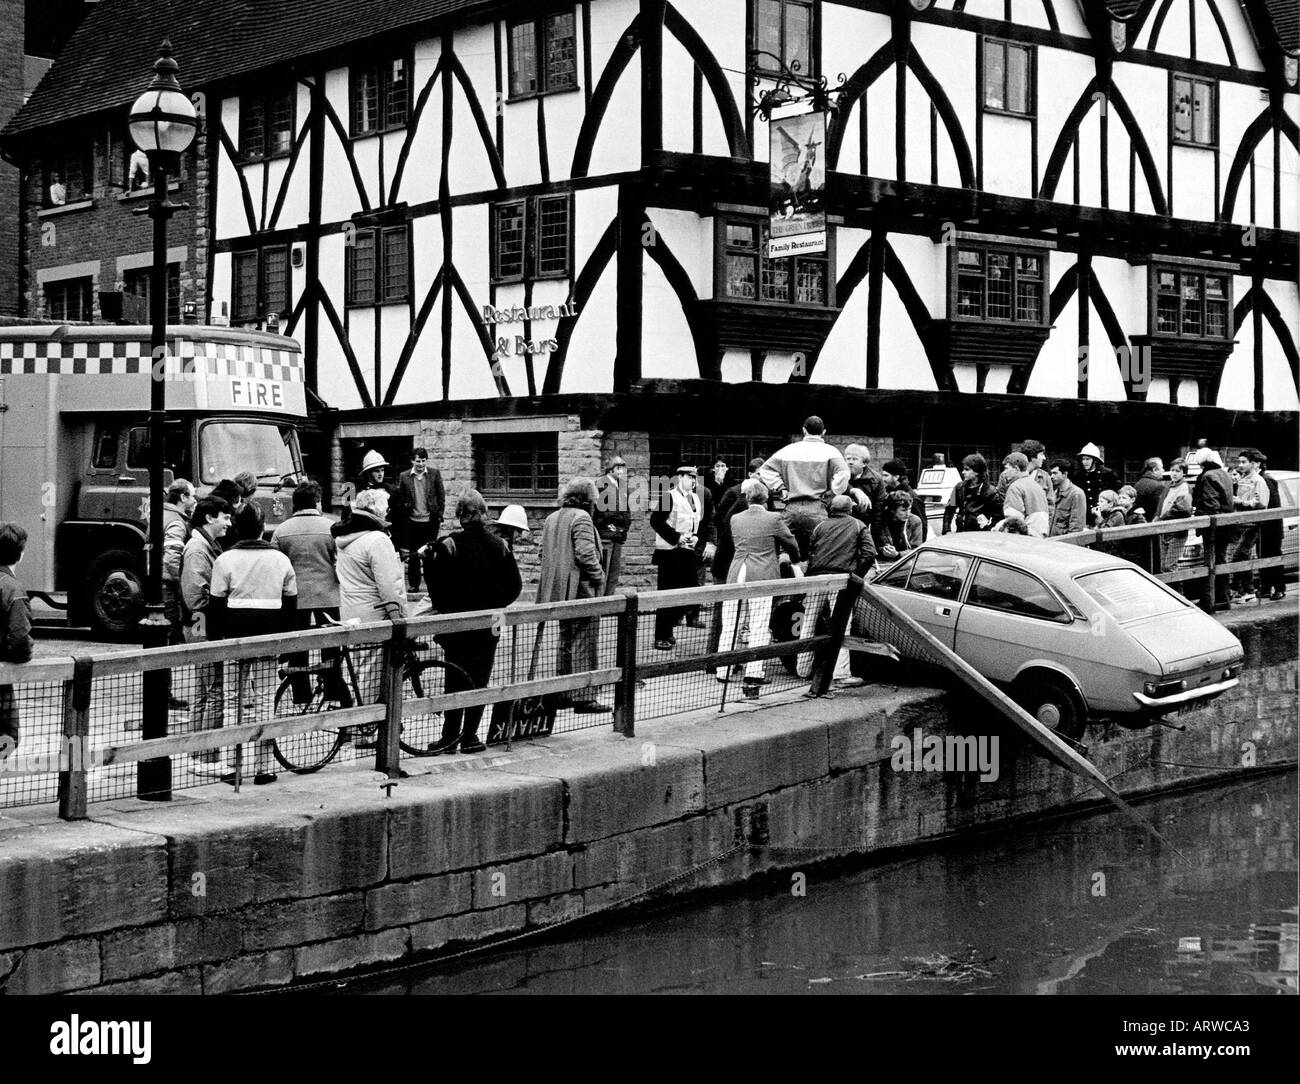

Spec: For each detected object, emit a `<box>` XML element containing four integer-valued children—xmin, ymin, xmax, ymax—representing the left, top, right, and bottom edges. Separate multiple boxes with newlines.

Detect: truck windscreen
<box><xmin>199</xmin><ymin>421</ymin><xmax>299</xmax><ymax>486</ymax></box>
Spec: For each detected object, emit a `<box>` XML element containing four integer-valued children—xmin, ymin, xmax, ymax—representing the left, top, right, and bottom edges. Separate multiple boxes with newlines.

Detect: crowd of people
<box><xmin>0</xmin><ymin>425</ymin><xmax>1288</xmax><ymax>763</ymax></box>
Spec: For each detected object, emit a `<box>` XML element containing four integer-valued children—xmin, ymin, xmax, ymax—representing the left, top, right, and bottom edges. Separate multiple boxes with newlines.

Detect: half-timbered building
<box><xmin>3</xmin><ymin>0</ymin><xmax>1297</xmax><ymax>585</ymax></box>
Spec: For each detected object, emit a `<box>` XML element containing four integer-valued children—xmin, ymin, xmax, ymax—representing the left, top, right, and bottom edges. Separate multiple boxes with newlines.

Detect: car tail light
<box><xmin>1222</xmin><ymin>665</ymin><xmax>1240</xmax><ymax>680</ymax></box>
<box><xmin>1144</xmin><ymin>678</ymin><xmax>1187</xmax><ymax>698</ymax></box>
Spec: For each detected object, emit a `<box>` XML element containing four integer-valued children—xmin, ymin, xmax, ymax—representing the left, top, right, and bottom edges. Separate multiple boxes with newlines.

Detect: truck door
<box><xmin>119</xmin><ymin>423</ymin><xmax>191</xmax><ymax>524</ymax></box>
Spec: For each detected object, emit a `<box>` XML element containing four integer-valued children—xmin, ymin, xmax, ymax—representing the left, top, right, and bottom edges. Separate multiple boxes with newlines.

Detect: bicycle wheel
<box><xmin>398</xmin><ymin>658</ymin><xmax>475</xmax><ymax>757</ymax></box>
<box><xmin>271</xmin><ymin>675</ymin><xmax>347</xmax><ymax>773</ymax></box>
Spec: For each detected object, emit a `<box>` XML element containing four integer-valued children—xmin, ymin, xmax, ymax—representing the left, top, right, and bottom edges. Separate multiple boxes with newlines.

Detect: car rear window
<box><xmin>1075</xmin><ymin>568</ymin><xmax>1186</xmax><ymax>623</ymax></box>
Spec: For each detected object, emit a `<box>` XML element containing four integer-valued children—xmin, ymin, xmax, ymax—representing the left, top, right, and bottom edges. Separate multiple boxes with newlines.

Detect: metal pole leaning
<box><xmin>613</xmin><ymin>591</ymin><xmax>638</xmax><ymax>737</ymax></box>
<box><xmin>377</xmin><ymin>620</ymin><xmax>405</xmax><ymax>778</ymax></box>
<box><xmin>57</xmin><ymin>656</ymin><xmax>94</xmax><ymax>821</ymax></box>
<box><xmin>809</xmin><ymin>575</ymin><xmax>865</xmax><ymax>696</ymax></box>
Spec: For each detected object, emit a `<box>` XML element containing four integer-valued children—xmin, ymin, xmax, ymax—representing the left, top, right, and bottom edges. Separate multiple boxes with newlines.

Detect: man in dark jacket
<box><xmin>209</xmin><ymin>502</ymin><xmax>298</xmax><ymax>785</ymax></box>
<box><xmin>0</xmin><ymin>523</ymin><xmax>35</xmax><ymax>753</ymax></box>
<box><xmin>1192</xmin><ymin>448</ymin><xmax>1235</xmax><ymax>610</ymax></box>
<box><xmin>798</xmin><ymin>496</ymin><xmax>875</xmax><ymax>686</ymax></box>
<box><xmin>273</xmin><ymin>481</ymin><xmax>347</xmax><ymax>705</ymax></box>
<box><xmin>392</xmin><ymin>447</ymin><xmax>445</xmax><ymax>592</ymax></box>
<box><xmin>1252</xmin><ymin>450</ymin><xmax>1285</xmax><ymax>601</ymax></box>
<box><xmin>423</xmin><ymin>490</ymin><xmax>522</xmax><ymax>754</ymax></box>
<box><xmin>1133</xmin><ymin>458</ymin><xmax>1165</xmax><ymax>524</ymax></box>
<box><xmin>1073</xmin><ymin>442</ymin><xmax>1121</xmax><ymax>526</ymax></box>
<box><xmin>943</xmin><ymin>454</ymin><xmax>1003</xmax><ymax>533</ymax></box>
<box><xmin>594</xmin><ymin>456</ymin><xmax>632</xmax><ymax>595</ymax></box>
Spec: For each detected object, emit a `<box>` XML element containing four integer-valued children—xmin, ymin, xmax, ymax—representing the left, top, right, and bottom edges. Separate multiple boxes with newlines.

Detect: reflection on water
<box><xmin>348</xmin><ymin>772</ymin><xmax>1297</xmax><ymax>995</ymax></box>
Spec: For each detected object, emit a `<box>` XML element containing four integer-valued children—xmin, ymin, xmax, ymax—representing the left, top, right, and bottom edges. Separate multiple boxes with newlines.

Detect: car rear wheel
<box><xmin>1013</xmin><ymin>676</ymin><xmax>1086</xmax><ymax>742</ymax></box>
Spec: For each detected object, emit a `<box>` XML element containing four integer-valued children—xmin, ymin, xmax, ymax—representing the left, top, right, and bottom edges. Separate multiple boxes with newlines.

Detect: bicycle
<box><xmin>270</xmin><ymin>623</ymin><xmax>473</xmax><ymax>773</ymax></box>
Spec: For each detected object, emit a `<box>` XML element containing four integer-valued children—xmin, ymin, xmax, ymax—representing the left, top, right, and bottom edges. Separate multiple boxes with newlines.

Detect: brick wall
<box><xmin>22</xmin><ymin>119</ymin><xmax>200</xmax><ymax>319</ymax></box>
<box><xmin>0</xmin><ymin>0</ymin><xmax>23</xmax><ymax>316</ymax></box>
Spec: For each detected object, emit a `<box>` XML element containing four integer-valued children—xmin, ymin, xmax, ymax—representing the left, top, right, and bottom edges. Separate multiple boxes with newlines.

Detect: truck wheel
<box><xmin>1013</xmin><ymin>676</ymin><xmax>1087</xmax><ymax>742</ymax></box>
<box><xmin>86</xmin><ymin>551</ymin><xmax>146</xmax><ymax>638</ymax></box>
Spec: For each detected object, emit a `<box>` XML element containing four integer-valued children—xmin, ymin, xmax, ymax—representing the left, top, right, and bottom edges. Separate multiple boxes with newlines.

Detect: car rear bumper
<box><xmin>1132</xmin><ymin>677</ymin><xmax>1239</xmax><ymax>712</ymax></box>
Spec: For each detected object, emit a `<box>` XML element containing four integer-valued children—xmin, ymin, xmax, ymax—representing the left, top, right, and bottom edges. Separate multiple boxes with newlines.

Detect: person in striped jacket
<box><xmin>209</xmin><ymin>502</ymin><xmax>297</xmax><ymax>786</ymax></box>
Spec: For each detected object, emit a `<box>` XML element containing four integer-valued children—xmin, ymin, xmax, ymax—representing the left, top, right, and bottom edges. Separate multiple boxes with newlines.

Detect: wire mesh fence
<box><xmin>1</xmin><ymin>576</ymin><xmax>861</xmax><ymax>816</ymax></box>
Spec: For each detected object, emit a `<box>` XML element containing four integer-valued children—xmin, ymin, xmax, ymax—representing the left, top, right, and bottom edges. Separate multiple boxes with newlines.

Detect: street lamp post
<box><xmin>128</xmin><ymin>39</ymin><xmax>197</xmax><ymax>801</ymax></box>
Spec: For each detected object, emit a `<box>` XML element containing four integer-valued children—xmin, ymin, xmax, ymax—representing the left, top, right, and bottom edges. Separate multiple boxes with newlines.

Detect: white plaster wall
<box><xmin>660</xmin><ymin>36</ymin><xmax>695</xmax><ymax>157</ymax></box>
<box><xmin>1147</xmin><ymin>377</ymin><xmax>1171</xmax><ymax>404</ymax></box>
<box><xmin>1052</xmin><ymin>0</ymin><xmax>1090</xmax><ymax>36</ymax></box>
<box><xmin>1091</xmin><ymin>256</ymin><xmax>1142</xmax><ymax>342</ymax></box>
<box><xmin>349</xmin><ymin>138</ymin><xmax>382</xmax><ymax>218</ymax></box>
<box><xmin>584</xmin><ymin>0</ymin><xmax>641</xmax><ymax>176</ymax></box>
<box><xmin>210</xmin><ymin>252</ymin><xmax>231</xmax><ymax>323</ymax></box>
<box><xmin>815</xmin><ymin>283</ymin><xmax>867</xmax><ymax>388</ymax></box>
<box><xmin>378</xmin><ymin>305</ymin><xmax>410</xmax><ymax>402</ymax></box>
<box><xmin>822</xmin><ymin>5</ymin><xmax>890</xmax><ymax>91</ymax></box>
<box><xmin>264</xmin><ymin>82</ymin><xmax>313</xmax><ymax>229</ymax></box>
<box><xmin>575</xmin><ymin>185</ymin><xmax>619</xmax><ymax>269</ymax></box>
<box><xmin>984</xmin><ymin>364</ymin><xmax>1013</xmax><ymax>393</ymax></box>
<box><xmin>216</xmin><ymin>98</ymin><xmax>248</xmax><ymax>239</ymax></box>
<box><xmin>1217</xmin><ymin>319</ymin><xmax>1255</xmax><ymax>410</ymax></box>
<box><xmin>877</xmin><ymin>282</ymin><xmax>935</xmax><ymax>391</ymax></box>
<box><xmin>1033</xmin><ymin>50</ymin><xmax>1094</xmax><ymax>201</ymax></box>
<box><xmin>348</xmin><ymin>307</ymin><xmax>377</xmax><ymax>404</ymax></box>
<box><xmin>952</xmin><ymin>362</ymin><xmax>976</xmax><ymax>393</ymax></box>
<box><xmin>1027</xmin><ymin>257</ymin><xmax>1081</xmax><ymax>398</ymax></box>
<box><xmin>983</xmin><ymin>113</ymin><xmax>1035</xmax><ymax>199</ymax></box>
<box><xmin>561</xmin><ymin>263</ymin><xmax>617</xmax><ymax>393</ymax></box>
<box><xmin>1176</xmin><ymin>379</ymin><xmax>1200</xmax><ymax>406</ymax></box>
<box><xmin>720</xmin><ymin>348</ymin><xmax>752</xmax><ymax>383</ymax></box>
<box><xmin>390</xmin><ymin>45</ymin><xmax>444</xmax><ymax>205</ymax></box>
<box><xmin>890</xmin><ymin>232</ymin><xmax>943</xmax><ymax>317</ymax></box>
<box><xmin>961</xmin><ymin>0</ymin><xmax>1005</xmax><ymax>19</ymax></box>
<box><xmin>1171</xmin><ymin>146</ymin><xmax>1216</xmax><ymax>220</ymax></box>
<box><xmin>449</xmin><ymin>41</ymin><xmax>504</xmax><ymax>198</ymax></box>
<box><xmin>912</xmin><ymin>23</ymin><xmax>975</xmax><ymax>189</ymax></box>
<box><xmin>314</xmin><ymin>234</ymin><xmax>361</xmax><ymax>409</ymax></box>
<box><xmin>648</xmin><ymin>207</ymin><xmax>710</xmax><ymax>298</ymax></box>
<box><xmin>865</xmin><ymin>69</ymin><xmax>897</xmax><ymax>181</ymax></box>
<box><xmin>641</xmin><ymin>259</ymin><xmax>700</xmax><ymax>381</ymax></box>
<box><xmin>319</xmin><ymin>69</ymin><xmax>368</xmax><ymax>224</ymax></box>
<box><xmin>1085</xmin><ymin>306</ymin><xmax>1128</xmax><ymax>401</ymax></box>
<box><xmin>1113</xmin><ymin>63</ymin><xmax>1168</xmax><ymax>214</ymax></box>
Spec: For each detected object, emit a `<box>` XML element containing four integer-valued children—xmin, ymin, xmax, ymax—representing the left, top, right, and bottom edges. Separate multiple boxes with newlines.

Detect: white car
<box><xmin>870</xmin><ymin>533</ymin><xmax>1244</xmax><ymax>740</ymax></box>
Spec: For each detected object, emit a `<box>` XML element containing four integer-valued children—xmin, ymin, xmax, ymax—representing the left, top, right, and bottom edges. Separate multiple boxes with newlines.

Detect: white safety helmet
<box><xmin>360</xmin><ymin>449</ymin><xmax>392</xmax><ymax>472</ymax></box>
<box><xmin>497</xmin><ymin>505</ymin><xmax>531</xmax><ymax>533</ymax></box>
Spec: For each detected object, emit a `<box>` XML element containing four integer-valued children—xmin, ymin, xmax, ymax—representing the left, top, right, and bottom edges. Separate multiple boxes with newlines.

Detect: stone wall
<box><xmin>0</xmin><ymin>607</ymin><xmax>1291</xmax><ymax>995</ymax></box>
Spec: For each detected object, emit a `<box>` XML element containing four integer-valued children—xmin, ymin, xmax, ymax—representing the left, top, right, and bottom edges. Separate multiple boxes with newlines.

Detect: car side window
<box><xmin>875</xmin><ymin>554</ymin><xmax>916</xmax><ymax>588</ymax></box>
<box><xmin>905</xmin><ymin>551</ymin><xmax>971</xmax><ymax>600</ymax></box>
<box><xmin>968</xmin><ymin>561</ymin><xmax>1066</xmax><ymax>621</ymax></box>
<box><xmin>91</xmin><ymin>425</ymin><xmax>120</xmax><ymax>470</ymax></box>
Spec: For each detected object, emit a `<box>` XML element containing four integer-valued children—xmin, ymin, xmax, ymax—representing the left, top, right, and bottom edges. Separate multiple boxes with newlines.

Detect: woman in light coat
<box><xmin>331</xmin><ymin>488</ymin><xmax>405</xmax><ymax>701</ymax></box>
<box><xmin>1156</xmin><ymin>458</ymin><xmax>1193</xmax><ymax>574</ymax></box>
<box><xmin>717</xmin><ymin>479</ymin><xmax>800</xmax><ymax>687</ymax></box>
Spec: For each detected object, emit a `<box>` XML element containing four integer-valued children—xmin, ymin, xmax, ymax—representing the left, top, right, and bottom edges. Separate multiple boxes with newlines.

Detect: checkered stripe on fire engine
<box><xmin>0</xmin><ymin>340</ymin><xmax>303</xmax><ymax>380</ymax></box>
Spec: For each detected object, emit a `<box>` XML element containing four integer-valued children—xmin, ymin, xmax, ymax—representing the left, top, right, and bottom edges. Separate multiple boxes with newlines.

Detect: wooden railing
<box><xmin>1054</xmin><ymin>506</ymin><xmax>1296</xmax><ymax>603</ymax></box>
<box><xmin>0</xmin><ymin>574</ymin><xmax>862</xmax><ymax>820</ymax></box>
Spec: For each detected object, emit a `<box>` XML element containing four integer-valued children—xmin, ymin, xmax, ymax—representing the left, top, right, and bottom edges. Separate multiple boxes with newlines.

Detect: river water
<box><xmin>348</xmin><ymin>771</ymin><xmax>1297</xmax><ymax>995</ymax></box>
